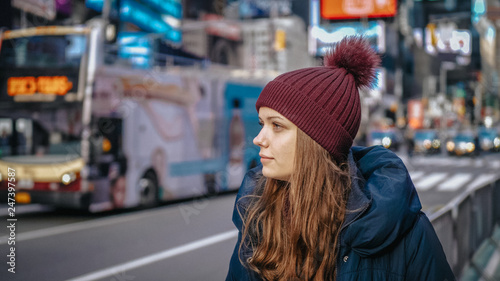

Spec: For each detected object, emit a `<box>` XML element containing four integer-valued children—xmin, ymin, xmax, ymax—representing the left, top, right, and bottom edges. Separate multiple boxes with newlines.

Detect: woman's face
<box><xmin>253</xmin><ymin>107</ymin><xmax>297</xmax><ymax>181</ymax></box>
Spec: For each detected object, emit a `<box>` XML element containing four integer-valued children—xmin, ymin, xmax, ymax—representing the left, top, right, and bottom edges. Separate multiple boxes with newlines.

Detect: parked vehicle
<box><xmin>446</xmin><ymin>130</ymin><xmax>478</xmax><ymax>156</ymax></box>
<box><xmin>368</xmin><ymin>129</ymin><xmax>402</xmax><ymax>151</ymax></box>
<box><xmin>413</xmin><ymin>129</ymin><xmax>441</xmax><ymax>155</ymax></box>
<box><xmin>478</xmin><ymin>127</ymin><xmax>500</xmax><ymax>152</ymax></box>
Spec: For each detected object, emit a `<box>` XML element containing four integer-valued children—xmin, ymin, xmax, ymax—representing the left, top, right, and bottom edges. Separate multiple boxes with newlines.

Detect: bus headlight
<box><xmin>382</xmin><ymin>137</ymin><xmax>392</xmax><ymax>148</ymax></box>
<box><xmin>61</xmin><ymin>172</ymin><xmax>76</xmax><ymax>185</ymax></box>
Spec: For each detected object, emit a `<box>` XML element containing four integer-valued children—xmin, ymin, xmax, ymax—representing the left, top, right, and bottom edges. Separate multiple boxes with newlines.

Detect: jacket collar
<box><xmin>342</xmin><ymin>150</ymin><xmax>371</xmax><ymax>231</ymax></box>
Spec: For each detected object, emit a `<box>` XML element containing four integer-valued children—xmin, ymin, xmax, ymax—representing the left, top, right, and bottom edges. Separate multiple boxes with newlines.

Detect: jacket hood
<box><xmin>342</xmin><ymin>146</ymin><xmax>422</xmax><ymax>257</ymax></box>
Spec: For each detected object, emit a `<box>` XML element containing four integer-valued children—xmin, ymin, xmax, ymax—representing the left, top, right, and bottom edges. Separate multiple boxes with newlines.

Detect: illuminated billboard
<box><xmin>407</xmin><ymin>99</ymin><xmax>424</xmax><ymax>129</ymax></box>
<box><xmin>321</xmin><ymin>0</ymin><xmax>397</xmax><ymax>20</ymax></box>
<box><xmin>120</xmin><ymin>0</ymin><xmax>182</xmax><ymax>44</ymax></box>
<box><xmin>308</xmin><ymin>20</ymin><xmax>385</xmax><ymax>56</ymax></box>
<box><xmin>86</xmin><ymin>0</ymin><xmax>182</xmax><ymax>44</ymax></box>
<box><xmin>118</xmin><ymin>32</ymin><xmax>153</xmax><ymax>69</ymax></box>
<box><xmin>425</xmin><ymin>22</ymin><xmax>471</xmax><ymax>59</ymax></box>
<box><xmin>140</xmin><ymin>0</ymin><xmax>182</xmax><ymax>19</ymax></box>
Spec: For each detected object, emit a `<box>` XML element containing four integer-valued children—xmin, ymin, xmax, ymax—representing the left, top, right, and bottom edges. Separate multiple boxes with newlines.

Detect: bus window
<box><xmin>0</xmin><ymin>118</ymin><xmax>12</xmax><ymax>156</ymax></box>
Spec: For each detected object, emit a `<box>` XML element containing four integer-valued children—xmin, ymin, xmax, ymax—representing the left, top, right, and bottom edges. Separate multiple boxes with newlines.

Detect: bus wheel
<box><xmin>139</xmin><ymin>173</ymin><xmax>158</xmax><ymax>208</ymax></box>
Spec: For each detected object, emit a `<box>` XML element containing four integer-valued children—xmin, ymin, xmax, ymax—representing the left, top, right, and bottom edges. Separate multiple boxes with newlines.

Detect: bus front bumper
<box><xmin>0</xmin><ymin>189</ymin><xmax>91</xmax><ymax>210</ymax></box>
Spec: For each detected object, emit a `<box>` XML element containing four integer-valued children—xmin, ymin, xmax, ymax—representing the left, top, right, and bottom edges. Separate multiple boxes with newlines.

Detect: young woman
<box><xmin>226</xmin><ymin>36</ymin><xmax>455</xmax><ymax>281</ymax></box>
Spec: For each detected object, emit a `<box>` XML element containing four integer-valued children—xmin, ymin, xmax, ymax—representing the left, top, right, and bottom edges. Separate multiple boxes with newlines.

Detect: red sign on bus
<box><xmin>7</xmin><ymin>76</ymin><xmax>73</xmax><ymax>96</ymax></box>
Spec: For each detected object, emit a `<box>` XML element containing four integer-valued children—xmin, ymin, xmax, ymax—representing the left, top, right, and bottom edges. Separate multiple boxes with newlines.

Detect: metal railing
<box><xmin>429</xmin><ymin>175</ymin><xmax>500</xmax><ymax>276</ymax></box>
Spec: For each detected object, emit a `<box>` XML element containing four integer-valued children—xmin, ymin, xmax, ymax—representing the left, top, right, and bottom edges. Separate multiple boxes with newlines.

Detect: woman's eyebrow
<box><xmin>265</xmin><ymin>116</ymin><xmax>284</xmax><ymax>121</ymax></box>
<box><xmin>258</xmin><ymin>115</ymin><xmax>286</xmax><ymax>123</ymax></box>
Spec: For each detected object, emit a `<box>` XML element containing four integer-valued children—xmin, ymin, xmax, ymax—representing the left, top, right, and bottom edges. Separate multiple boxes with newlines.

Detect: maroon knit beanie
<box><xmin>256</xmin><ymin>36</ymin><xmax>381</xmax><ymax>160</ymax></box>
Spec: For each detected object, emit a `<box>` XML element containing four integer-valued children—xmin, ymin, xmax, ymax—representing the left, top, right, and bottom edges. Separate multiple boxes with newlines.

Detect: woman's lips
<box><xmin>259</xmin><ymin>154</ymin><xmax>274</xmax><ymax>162</ymax></box>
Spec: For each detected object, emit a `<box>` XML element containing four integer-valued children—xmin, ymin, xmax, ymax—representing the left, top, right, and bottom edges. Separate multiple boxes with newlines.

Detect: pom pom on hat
<box><xmin>324</xmin><ymin>36</ymin><xmax>380</xmax><ymax>89</ymax></box>
<box><xmin>256</xmin><ymin>36</ymin><xmax>381</xmax><ymax>160</ymax></box>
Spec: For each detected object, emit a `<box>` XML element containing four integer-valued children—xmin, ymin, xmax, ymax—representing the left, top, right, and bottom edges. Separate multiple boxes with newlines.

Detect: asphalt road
<box><xmin>1</xmin><ymin>152</ymin><xmax>499</xmax><ymax>280</ymax></box>
<box><xmin>0</xmin><ymin>193</ymin><xmax>238</xmax><ymax>281</ymax></box>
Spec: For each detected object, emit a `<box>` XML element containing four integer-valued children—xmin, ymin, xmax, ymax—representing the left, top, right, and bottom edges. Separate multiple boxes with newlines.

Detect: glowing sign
<box><xmin>408</xmin><ymin>99</ymin><xmax>424</xmax><ymax>129</ymax></box>
<box><xmin>321</xmin><ymin>0</ymin><xmax>397</xmax><ymax>20</ymax></box>
<box><xmin>120</xmin><ymin>0</ymin><xmax>182</xmax><ymax>44</ymax></box>
<box><xmin>118</xmin><ymin>32</ymin><xmax>152</xmax><ymax>69</ymax></box>
<box><xmin>309</xmin><ymin>21</ymin><xmax>385</xmax><ymax>56</ymax></box>
<box><xmin>8</xmin><ymin>76</ymin><xmax>73</xmax><ymax>96</ymax></box>
<box><xmin>425</xmin><ymin>23</ymin><xmax>471</xmax><ymax>57</ymax></box>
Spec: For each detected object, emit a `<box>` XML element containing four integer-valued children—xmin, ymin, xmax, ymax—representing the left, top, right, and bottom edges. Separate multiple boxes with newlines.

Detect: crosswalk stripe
<box><xmin>473</xmin><ymin>159</ymin><xmax>482</xmax><ymax>167</ymax></box>
<box><xmin>409</xmin><ymin>171</ymin><xmax>425</xmax><ymax>181</ymax></box>
<box><xmin>414</xmin><ymin>173</ymin><xmax>447</xmax><ymax>191</ymax></box>
<box><xmin>437</xmin><ymin>174</ymin><xmax>473</xmax><ymax>191</ymax></box>
<box><xmin>466</xmin><ymin>174</ymin><xmax>497</xmax><ymax>192</ymax></box>
<box><xmin>454</xmin><ymin>160</ymin><xmax>472</xmax><ymax>167</ymax></box>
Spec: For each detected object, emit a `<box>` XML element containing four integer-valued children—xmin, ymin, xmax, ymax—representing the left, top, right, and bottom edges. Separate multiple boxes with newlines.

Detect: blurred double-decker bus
<box><xmin>0</xmin><ymin>21</ymin><xmax>271</xmax><ymax>212</ymax></box>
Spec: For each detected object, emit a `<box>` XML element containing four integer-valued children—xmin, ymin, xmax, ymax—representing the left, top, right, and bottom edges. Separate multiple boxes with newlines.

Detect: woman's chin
<box><xmin>262</xmin><ymin>168</ymin><xmax>290</xmax><ymax>182</ymax></box>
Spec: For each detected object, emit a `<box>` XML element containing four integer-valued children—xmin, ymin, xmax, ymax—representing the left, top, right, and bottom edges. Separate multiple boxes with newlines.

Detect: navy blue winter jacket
<box><xmin>226</xmin><ymin>146</ymin><xmax>455</xmax><ymax>281</ymax></box>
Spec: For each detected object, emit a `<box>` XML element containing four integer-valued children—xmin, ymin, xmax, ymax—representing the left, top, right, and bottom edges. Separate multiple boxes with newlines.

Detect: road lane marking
<box><xmin>466</xmin><ymin>174</ymin><xmax>498</xmax><ymax>192</ymax></box>
<box><xmin>414</xmin><ymin>173</ymin><xmax>447</xmax><ymax>191</ymax></box>
<box><xmin>0</xmin><ymin>205</ymin><xmax>195</xmax><ymax>244</ymax></box>
<box><xmin>409</xmin><ymin>171</ymin><xmax>424</xmax><ymax>182</ymax></box>
<box><xmin>437</xmin><ymin>174</ymin><xmax>472</xmax><ymax>191</ymax></box>
<box><xmin>67</xmin><ymin>229</ymin><xmax>239</xmax><ymax>281</ymax></box>
<box><xmin>454</xmin><ymin>160</ymin><xmax>471</xmax><ymax>167</ymax></box>
<box><xmin>0</xmin><ymin>204</ymin><xmax>53</xmax><ymax>216</ymax></box>
<box><xmin>473</xmin><ymin>159</ymin><xmax>488</xmax><ymax>168</ymax></box>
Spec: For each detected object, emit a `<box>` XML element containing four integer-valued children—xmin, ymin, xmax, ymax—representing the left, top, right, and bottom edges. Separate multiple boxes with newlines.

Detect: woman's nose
<box><xmin>253</xmin><ymin>130</ymin><xmax>268</xmax><ymax>147</ymax></box>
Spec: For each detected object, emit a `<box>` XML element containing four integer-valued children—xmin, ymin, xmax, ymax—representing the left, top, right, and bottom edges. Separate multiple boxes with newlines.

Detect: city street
<box><xmin>401</xmin><ymin>152</ymin><xmax>500</xmax><ymax>214</ymax></box>
<box><xmin>0</xmin><ymin>152</ymin><xmax>499</xmax><ymax>280</ymax></box>
<box><xmin>1</xmin><ymin>0</ymin><xmax>499</xmax><ymax>280</ymax></box>
<box><xmin>0</xmin><ymin>193</ymin><xmax>237</xmax><ymax>281</ymax></box>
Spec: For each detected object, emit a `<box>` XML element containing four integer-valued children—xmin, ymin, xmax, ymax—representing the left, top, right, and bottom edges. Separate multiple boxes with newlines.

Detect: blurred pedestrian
<box><xmin>405</xmin><ymin>127</ymin><xmax>415</xmax><ymax>158</ymax></box>
<box><xmin>226</xmin><ymin>36</ymin><xmax>455</xmax><ymax>281</ymax></box>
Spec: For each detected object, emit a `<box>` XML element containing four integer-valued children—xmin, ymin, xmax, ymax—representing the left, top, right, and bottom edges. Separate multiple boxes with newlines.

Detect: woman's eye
<box><xmin>258</xmin><ymin>121</ymin><xmax>263</xmax><ymax>127</ymax></box>
<box><xmin>273</xmin><ymin>122</ymin><xmax>282</xmax><ymax>130</ymax></box>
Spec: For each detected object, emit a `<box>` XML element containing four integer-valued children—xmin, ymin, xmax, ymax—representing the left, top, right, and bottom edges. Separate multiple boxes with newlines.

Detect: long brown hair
<box><xmin>239</xmin><ymin>129</ymin><xmax>352</xmax><ymax>280</ymax></box>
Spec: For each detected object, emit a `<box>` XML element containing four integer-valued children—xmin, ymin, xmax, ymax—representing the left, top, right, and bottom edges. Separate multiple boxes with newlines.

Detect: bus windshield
<box><xmin>0</xmin><ymin>31</ymin><xmax>87</xmax><ymax>163</ymax></box>
<box><xmin>0</xmin><ymin>35</ymin><xmax>86</xmax><ymax>69</ymax></box>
